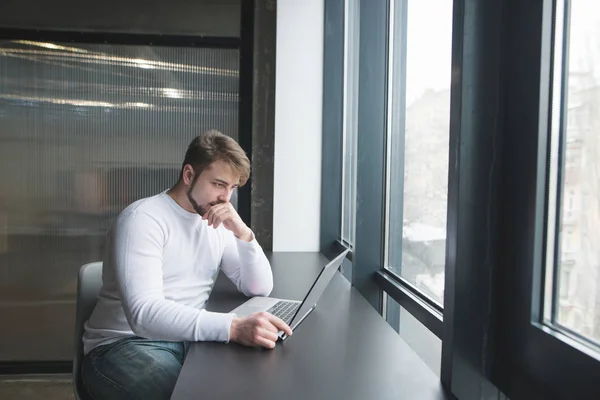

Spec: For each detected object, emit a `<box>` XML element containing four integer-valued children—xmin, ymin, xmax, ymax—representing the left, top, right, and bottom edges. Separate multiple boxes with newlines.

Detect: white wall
<box><xmin>272</xmin><ymin>0</ymin><xmax>324</xmax><ymax>251</ymax></box>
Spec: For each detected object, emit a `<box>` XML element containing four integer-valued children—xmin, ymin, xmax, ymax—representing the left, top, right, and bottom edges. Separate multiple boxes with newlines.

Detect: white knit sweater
<box><xmin>82</xmin><ymin>192</ymin><xmax>273</xmax><ymax>354</ymax></box>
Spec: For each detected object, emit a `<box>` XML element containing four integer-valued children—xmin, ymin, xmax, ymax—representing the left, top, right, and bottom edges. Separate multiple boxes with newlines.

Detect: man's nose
<box><xmin>218</xmin><ymin>190</ymin><xmax>232</xmax><ymax>202</ymax></box>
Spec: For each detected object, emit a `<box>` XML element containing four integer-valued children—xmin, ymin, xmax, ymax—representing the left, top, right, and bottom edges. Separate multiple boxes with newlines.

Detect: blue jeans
<box><xmin>82</xmin><ymin>336</ymin><xmax>188</xmax><ymax>400</ymax></box>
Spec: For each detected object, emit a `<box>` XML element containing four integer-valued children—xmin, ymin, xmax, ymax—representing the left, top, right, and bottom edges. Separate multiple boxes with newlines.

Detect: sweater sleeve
<box><xmin>219</xmin><ymin>229</ymin><xmax>274</xmax><ymax>297</ymax></box>
<box><xmin>113</xmin><ymin>210</ymin><xmax>234</xmax><ymax>342</ymax></box>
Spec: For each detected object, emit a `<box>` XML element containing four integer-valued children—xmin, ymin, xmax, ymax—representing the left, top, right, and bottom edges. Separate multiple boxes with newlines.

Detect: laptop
<box><xmin>230</xmin><ymin>250</ymin><xmax>349</xmax><ymax>341</ymax></box>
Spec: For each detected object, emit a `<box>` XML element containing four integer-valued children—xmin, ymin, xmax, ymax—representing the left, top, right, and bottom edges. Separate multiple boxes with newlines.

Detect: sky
<box><xmin>404</xmin><ymin>0</ymin><xmax>453</xmax><ymax>107</ymax></box>
<box><xmin>401</xmin><ymin>0</ymin><xmax>600</xmax><ymax>106</ymax></box>
<box><xmin>569</xmin><ymin>0</ymin><xmax>600</xmax><ymax>80</ymax></box>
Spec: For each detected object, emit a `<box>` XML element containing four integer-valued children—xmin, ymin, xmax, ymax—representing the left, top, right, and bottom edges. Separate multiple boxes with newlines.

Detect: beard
<box><xmin>186</xmin><ymin>190</ymin><xmax>206</xmax><ymax>216</ymax></box>
<box><xmin>186</xmin><ymin>180</ymin><xmax>224</xmax><ymax>216</ymax></box>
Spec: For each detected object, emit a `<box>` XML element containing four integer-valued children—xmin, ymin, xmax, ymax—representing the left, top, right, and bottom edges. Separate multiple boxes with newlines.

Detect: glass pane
<box><xmin>385</xmin><ymin>295</ymin><xmax>441</xmax><ymax>376</ymax></box>
<box><xmin>386</xmin><ymin>0</ymin><xmax>453</xmax><ymax>305</ymax></box>
<box><xmin>341</xmin><ymin>0</ymin><xmax>360</xmax><ymax>245</ymax></box>
<box><xmin>547</xmin><ymin>0</ymin><xmax>600</xmax><ymax>346</ymax></box>
<box><xmin>0</xmin><ymin>40</ymin><xmax>239</xmax><ymax>361</ymax></box>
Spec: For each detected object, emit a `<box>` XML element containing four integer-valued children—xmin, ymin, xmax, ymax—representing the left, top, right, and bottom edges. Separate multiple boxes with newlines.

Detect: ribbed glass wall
<box><xmin>0</xmin><ymin>40</ymin><xmax>239</xmax><ymax>361</ymax></box>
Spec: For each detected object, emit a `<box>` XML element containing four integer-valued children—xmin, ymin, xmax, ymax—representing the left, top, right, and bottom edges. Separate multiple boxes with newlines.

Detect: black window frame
<box><xmin>321</xmin><ymin>0</ymin><xmax>600</xmax><ymax>398</ymax></box>
<box><xmin>493</xmin><ymin>0</ymin><xmax>600</xmax><ymax>398</ymax></box>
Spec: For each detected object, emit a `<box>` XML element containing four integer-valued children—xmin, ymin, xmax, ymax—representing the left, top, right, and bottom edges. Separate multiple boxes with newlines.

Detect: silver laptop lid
<box><xmin>287</xmin><ymin>250</ymin><xmax>349</xmax><ymax>328</ymax></box>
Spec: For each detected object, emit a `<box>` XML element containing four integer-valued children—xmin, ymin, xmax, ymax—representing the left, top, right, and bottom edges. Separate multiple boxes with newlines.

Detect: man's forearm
<box><xmin>126</xmin><ymin>297</ymin><xmax>235</xmax><ymax>343</ymax></box>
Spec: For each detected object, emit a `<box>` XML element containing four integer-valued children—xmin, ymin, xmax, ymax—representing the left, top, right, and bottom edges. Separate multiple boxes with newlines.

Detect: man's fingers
<box><xmin>263</xmin><ymin>322</ymin><xmax>278</xmax><ymax>334</ymax></box>
<box><xmin>260</xmin><ymin>328</ymin><xmax>279</xmax><ymax>343</ymax></box>
<box><xmin>213</xmin><ymin>215</ymin><xmax>221</xmax><ymax>228</ymax></box>
<box><xmin>266</xmin><ymin>313</ymin><xmax>293</xmax><ymax>336</ymax></box>
<box><xmin>204</xmin><ymin>206</ymin><xmax>219</xmax><ymax>225</ymax></box>
<box><xmin>214</xmin><ymin>208</ymin><xmax>230</xmax><ymax>221</ymax></box>
<box><xmin>202</xmin><ymin>204</ymin><xmax>214</xmax><ymax>219</ymax></box>
<box><xmin>203</xmin><ymin>207</ymin><xmax>214</xmax><ymax>223</ymax></box>
<box><xmin>212</xmin><ymin>210</ymin><xmax>231</xmax><ymax>229</ymax></box>
<box><xmin>203</xmin><ymin>203</ymin><xmax>225</xmax><ymax>220</ymax></box>
<box><xmin>256</xmin><ymin>336</ymin><xmax>276</xmax><ymax>349</ymax></box>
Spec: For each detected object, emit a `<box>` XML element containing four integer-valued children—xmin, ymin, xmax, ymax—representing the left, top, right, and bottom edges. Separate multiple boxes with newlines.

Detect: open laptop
<box><xmin>230</xmin><ymin>249</ymin><xmax>349</xmax><ymax>341</ymax></box>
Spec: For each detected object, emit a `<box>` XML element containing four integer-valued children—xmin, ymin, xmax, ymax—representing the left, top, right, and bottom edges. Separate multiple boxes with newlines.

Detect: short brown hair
<box><xmin>180</xmin><ymin>130</ymin><xmax>250</xmax><ymax>186</ymax></box>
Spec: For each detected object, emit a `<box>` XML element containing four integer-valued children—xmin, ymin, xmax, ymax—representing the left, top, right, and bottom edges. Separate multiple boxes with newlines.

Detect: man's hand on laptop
<box><xmin>229</xmin><ymin>312</ymin><xmax>293</xmax><ymax>349</ymax></box>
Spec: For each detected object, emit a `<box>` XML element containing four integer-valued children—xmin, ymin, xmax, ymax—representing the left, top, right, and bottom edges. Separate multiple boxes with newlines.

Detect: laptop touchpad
<box><xmin>248</xmin><ymin>297</ymin><xmax>276</xmax><ymax>307</ymax></box>
<box><xmin>235</xmin><ymin>306</ymin><xmax>264</xmax><ymax>317</ymax></box>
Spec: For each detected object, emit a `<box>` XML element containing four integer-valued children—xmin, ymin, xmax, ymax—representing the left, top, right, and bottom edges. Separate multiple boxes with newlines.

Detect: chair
<box><xmin>73</xmin><ymin>262</ymin><xmax>103</xmax><ymax>400</ymax></box>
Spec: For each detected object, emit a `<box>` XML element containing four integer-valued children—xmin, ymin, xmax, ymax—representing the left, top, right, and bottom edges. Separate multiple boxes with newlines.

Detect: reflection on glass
<box><xmin>386</xmin><ymin>0</ymin><xmax>453</xmax><ymax>305</ymax></box>
<box><xmin>341</xmin><ymin>0</ymin><xmax>360</xmax><ymax>245</ymax></box>
<box><xmin>0</xmin><ymin>40</ymin><xmax>239</xmax><ymax>361</ymax></box>
<box><xmin>548</xmin><ymin>0</ymin><xmax>600</xmax><ymax>346</ymax></box>
<box><xmin>385</xmin><ymin>295</ymin><xmax>441</xmax><ymax>376</ymax></box>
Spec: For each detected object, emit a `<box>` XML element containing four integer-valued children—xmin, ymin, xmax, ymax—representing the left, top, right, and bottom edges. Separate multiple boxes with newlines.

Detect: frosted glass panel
<box><xmin>0</xmin><ymin>40</ymin><xmax>239</xmax><ymax>361</ymax></box>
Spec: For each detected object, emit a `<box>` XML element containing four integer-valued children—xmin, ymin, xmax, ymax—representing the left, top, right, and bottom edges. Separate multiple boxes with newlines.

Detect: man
<box><xmin>81</xmin><ymin>130</ymin><xmax>292</xmax><ymax>400</ymax></box>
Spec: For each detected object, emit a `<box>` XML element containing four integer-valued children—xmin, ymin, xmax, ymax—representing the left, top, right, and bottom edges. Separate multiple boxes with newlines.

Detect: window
<box><xmin>324</xmin><ymin>0</ymin><xmax>600</xmax><ymax>397</ymax></box>
<box><xmin>385</xmin><ymin>0</ymin><xmax>453</xmax><ymax>306</ymax></box>
<box><xmin>545</xmin><ymin>0</ymin><xmax>600</xmax><ymax>348</ymax></box>
<box><xmin>0</xmin><ymin>39</ymin><xmax>240</xmax><ymax>362</ymax></box>
<box><xmin>341</xmin><ymin>0</ymin><xmax>360</xmax><ymax>246</ymax></box>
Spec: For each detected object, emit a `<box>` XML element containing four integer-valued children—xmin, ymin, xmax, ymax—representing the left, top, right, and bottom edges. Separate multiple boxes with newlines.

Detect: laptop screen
<box><xmin>287</xmin><ymin>250</ymin><xmax>349</xmax><ymax>328</ymax></box>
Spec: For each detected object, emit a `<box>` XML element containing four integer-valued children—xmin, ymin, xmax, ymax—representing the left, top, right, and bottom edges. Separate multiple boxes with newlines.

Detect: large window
<box><xmin>385</xmin><ymin>0</ymin><xmax>453</xmax><ymax>306</ymax></box>
<box><xmin>324</xmin><ymin>0</ymin><xmax>600</xmax><ymax>397</ymax></box>
<box><xmin>545</xmin><ymin>0</ymin><xmax>600</xmax><ymax>351</ymax></box>
<box><xmin>0</xmin><ymin>39</ymin><xmax>240</xmax><ymax>362</ymax></box>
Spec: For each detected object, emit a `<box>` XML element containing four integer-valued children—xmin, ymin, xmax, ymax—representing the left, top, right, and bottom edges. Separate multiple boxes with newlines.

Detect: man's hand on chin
<box><xmin>202</xmin><ymin>202</ymin><xmax>254</xmax><ymax>242</ymax></box>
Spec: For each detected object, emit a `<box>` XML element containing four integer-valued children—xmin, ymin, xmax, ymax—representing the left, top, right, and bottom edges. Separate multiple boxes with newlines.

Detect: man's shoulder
<box><xmin>117</xmin><ymin>193</ymin><xmax>171</xmax><ymax>224</ymax></box>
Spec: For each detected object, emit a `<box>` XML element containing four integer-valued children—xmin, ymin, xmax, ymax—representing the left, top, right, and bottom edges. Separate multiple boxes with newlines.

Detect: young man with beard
<box><xmin>81</xmin><ymin>130</ymin><xmax>292</xmax><ymax>400</ymax></box>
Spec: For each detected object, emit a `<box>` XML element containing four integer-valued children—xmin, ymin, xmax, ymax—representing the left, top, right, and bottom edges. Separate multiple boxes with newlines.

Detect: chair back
<box><xmin>72</xmin><ymin>262</ymin><xmax>102</xmax><ymax>400</ymax></box>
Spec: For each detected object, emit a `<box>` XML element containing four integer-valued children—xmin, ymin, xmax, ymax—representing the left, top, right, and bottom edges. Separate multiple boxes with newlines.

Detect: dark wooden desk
<box><xmin>171</xmin><ymin>252</ymin><xmax>448</xmax><ymax>400</ymax></box>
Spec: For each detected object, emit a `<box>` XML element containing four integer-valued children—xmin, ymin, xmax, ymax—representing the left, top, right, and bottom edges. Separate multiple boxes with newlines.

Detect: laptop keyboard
<box><xmin>267</xmin><ymin>300</ymin><xmax>301</xmax><ymax>324</ymax></box>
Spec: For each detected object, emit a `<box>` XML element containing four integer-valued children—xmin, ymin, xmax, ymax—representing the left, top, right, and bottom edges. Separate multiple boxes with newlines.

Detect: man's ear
<box><xmin>182</xmin><ymin>165</ymin><xmax>195</xmax><ymax>186</ymax></box>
